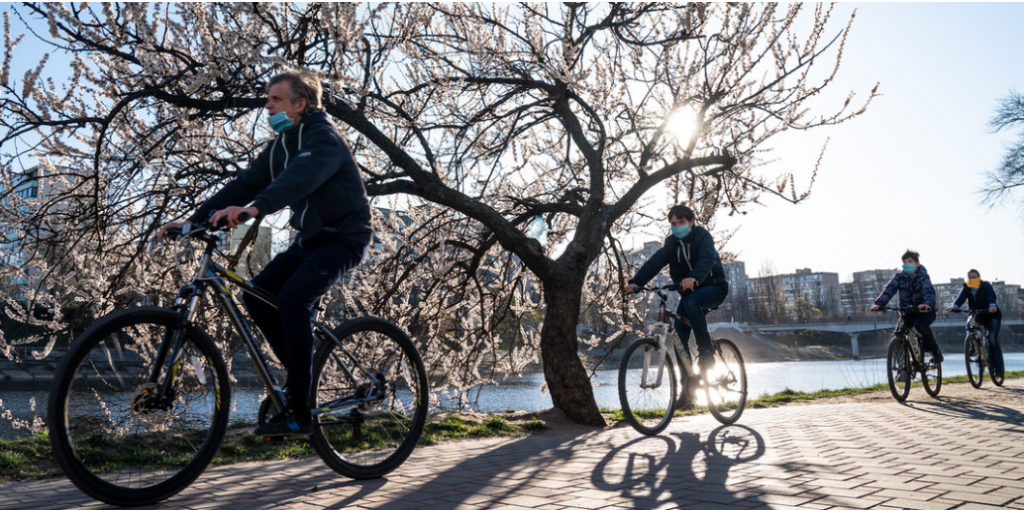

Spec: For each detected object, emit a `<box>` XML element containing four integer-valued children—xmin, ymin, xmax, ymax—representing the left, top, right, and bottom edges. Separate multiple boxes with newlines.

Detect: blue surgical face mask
<box><xmin>268</xmin><ymin>111</ymin><xmax>294</xmax><ymax>133</ymax></box>
<box><xmin>902</xmin><ymin>263</ymin><xmax>916</xmax><ymax>274</ymax></box>
<box><xmin>671</xmin><ymin>224</ymin><xmax>690</xmax><ymax>239</ymax></box>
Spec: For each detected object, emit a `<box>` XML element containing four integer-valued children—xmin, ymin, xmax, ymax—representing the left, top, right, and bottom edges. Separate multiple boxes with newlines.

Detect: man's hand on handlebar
<box><xmin>156</xmin><ymin>221</ymin><xmax>190</xmax><ymax>243</ymax></box>
<box><xmin>624</xmin><ymin>283</ymin><xmax>638</xmax><ymax>295</ymax></box>
<box><xmin>917</xmin><ymin>304</ymin><xmax>932</xmax><ymax>313</ymax></box>
<box><xmin>210</xmin><ymin>206</ymin><xmax>259</xmax><ymax>230</ymax></box>
<box><xmin>680</xmin><ymin>277</ymin><xmax>697</xmax><ymax>291</ymax></box>
<box><xmin>870</xmin><ymin>305</ymin><xmax>881</xmax><ymax>312</ymax></box>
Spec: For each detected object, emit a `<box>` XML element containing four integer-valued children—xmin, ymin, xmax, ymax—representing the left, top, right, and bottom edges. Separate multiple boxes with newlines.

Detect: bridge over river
<box><xmin>742</xmin><ymin>317</ymin><xmax>1024</xmax><ymax>358</ymax></box>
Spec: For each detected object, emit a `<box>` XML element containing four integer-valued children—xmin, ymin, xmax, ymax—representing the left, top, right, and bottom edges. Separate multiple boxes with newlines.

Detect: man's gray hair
<box><xmin>268</xmin><ymin>71</ymin><xmax>323</xmax><ymax>114</ymax></box>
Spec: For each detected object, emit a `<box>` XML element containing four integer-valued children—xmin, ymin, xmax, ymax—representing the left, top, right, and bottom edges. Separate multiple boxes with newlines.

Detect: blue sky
<box><xmin>699</xmin><ymin>3</ymin><xmax>1024</xmax><ymax>288</ymax></box>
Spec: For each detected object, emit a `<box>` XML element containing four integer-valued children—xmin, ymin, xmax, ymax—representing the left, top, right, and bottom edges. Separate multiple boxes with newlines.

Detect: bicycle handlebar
<box><xmin>164</xmin><ymin>211</ymin><xmax>251</xmax><ymax>241</ymax></box>
<box><xmin>948</xmin><ymin>308</ymin><xmax>988</xmax><ymax>314</ymax></box>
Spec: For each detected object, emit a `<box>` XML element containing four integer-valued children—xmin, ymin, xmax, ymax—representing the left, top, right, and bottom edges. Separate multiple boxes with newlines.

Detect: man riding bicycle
<box><xmin>158</xmin><ymin>70</ymin><xmax>372</xmax><ymax>436</ymax></box>
<box><xmin>871</xmin><ymin>249</ymin><xmax>943</xmax><ymax>364</ymax></box>
<box><xmin>945</xmin><ymin>269</ymin><xmax>1003</xmax><ymax>375</ymax></box>
<box><xmin>624</xmin><ymin>204</ymin><xmax>729</xmax><ymax>373</ymax></box>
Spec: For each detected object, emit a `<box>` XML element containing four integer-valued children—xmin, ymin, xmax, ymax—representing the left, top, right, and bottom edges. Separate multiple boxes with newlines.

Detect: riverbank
<box><xmin>4</xmin><ymin>372</ymin><xmax>1021</xmax><ymax>485</ymax></box>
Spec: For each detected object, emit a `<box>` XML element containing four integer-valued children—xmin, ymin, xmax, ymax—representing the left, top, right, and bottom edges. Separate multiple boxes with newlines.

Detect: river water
<box><xmin>4</xmin><ymin>353</ymin><xmax>1023</xmax><ymax>439</ymax></box>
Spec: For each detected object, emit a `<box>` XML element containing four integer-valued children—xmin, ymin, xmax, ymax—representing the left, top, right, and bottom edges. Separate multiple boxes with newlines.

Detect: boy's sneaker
<box><xmin>930</xmin><ymin>351</ymin><xmax>944</xmax><ymax>365</ymax></box>
<box><xmin>254</xmin><ymin>409</ymin><xmax>311</xmax><ymax>437</ymax></box>
<box><xmin>697</xmin><ymin>355</ymin><xmax>716</xmax><ymax>374</ymax></box>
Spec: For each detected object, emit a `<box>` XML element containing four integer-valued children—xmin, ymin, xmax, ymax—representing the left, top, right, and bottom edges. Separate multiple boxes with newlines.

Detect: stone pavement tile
<box><xmin>749</xmin><ymin>493</ymin><xmax>819</xmax><ymax>507</ymax></box>
<box><xmin>799</xmin><ymin>486</ymin><xmax>882</xmax><ymax>499</ymax></box>
<box><xmin>916</xmin><ymin>474</ymin><xmax>985</xmax><ymax>486</ymax></box>
<box><xmin>948</xmin><ymin>505</ymin><xmax>1013</xmax><ymax>510</ymax></box>
<box><xmin>872</xmin><ymin>488</ymin><xmax>946</xmax><ymax>501</ymax></box>
<box><xmin>808</xmin><ymin>495</ymin><xmax>891</xmax><ymax>509</ymax></box>
<box><xmin>876</xmin><ymin>501</ymin><xmax>958</xmax><ymax>510</ymax></box>
<box><xmin>862</xmin><ymin>479</ymin><xmax>933</xmax><ymax>492</ymax></box>
<box><xmin>935</xmin><ymin>491</ymin><xmax>1017</xmax><ymax>506</ymax></box>
<box><xmin>798</xmin><ymin>477</ymin><xmax>870</xmax><ymax>490</ymax></box>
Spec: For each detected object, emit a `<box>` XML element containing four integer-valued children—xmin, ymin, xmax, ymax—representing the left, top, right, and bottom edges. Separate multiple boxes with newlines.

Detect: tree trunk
<box><xmin>539</xmin><ymin>272</ymin><xmax>606</xmax><ymax>426</ymax></box>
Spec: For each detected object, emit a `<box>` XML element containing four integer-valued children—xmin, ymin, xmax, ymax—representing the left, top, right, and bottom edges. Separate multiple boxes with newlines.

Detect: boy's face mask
<box><xmin>902</xmin><ymin>263</ymin><xmax>916</xmax><ymax>274</ymax></box>
<box><xmin>967</xmin><ymin>277</ymin><xmax>981</xmax><ymax>289</ymax></box>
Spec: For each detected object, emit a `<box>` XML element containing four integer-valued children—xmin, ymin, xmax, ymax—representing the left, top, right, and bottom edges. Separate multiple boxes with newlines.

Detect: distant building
<box><xmin>841</xmin><ymin>269</ymin><xmax>896</xmax><ymax>315</ymax></box>
<box><xmin>0</xmin><ymin>165</ymin><xmax>73</xmax><ymax>288</ymax></box>
<box><xmin>748</xmin><ymin>267</ymin><xmax>841</xmax><ymax>322</ymax></box>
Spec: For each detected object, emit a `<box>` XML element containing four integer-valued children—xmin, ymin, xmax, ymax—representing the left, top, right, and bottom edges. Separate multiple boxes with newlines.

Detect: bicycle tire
<box><xmin>47</xmin><ymin>307</ymin><xmax>230</xmax><ymax>507</ymax></box>
<box><xmin>705</xmin><ymin>339</ymin><xmax>747</xmax><ymax>425</ymax></box>
<box><xmin>886</xmin><ymin>337</ymin><xmax>911</xmax><ymax>402</ymax></box>
<box><xmin>964</xmin><ymin>334</ymin><xmax>983</xmax><ymax>389</ymax></box>
<box><xmin>309</xmin><ymin>317</ymin><xmax>428</xmax><ymax>479</ymax></box>
<box><xmin>988</xmin><ymin>340</ymin><xmax>1005</xmax><ymax>387</ymax></box>
<box><xmin>921</xmin><ymin>352</ymin><xmax>942</xmax><ymax>397</ymax></box>
<box><xmin>618</xmin><ymin>337</ymin><xmax>676</xmax><ymax>436</ymax></box>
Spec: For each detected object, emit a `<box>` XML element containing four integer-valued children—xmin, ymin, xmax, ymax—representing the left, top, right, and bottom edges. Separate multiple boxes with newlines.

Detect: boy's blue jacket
<box><xmin>628</xmin><ymin>226</ymin><xmax>728</xmax><ymax>290</ymax></box>
<box><xmin>874</xmin><ymin>266</ymin><xmax>936</xmax><ymax>309</ymax></box>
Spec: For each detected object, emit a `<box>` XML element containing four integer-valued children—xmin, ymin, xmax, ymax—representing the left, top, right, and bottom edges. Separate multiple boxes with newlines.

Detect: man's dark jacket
<box><xmin>874</xmin><ymin>266</ymin><xmax>936</xmax><ymax>309</ymax></box>
<box><xmin>953</xmin><ymin>281</ymin><xmax>1003</xmax><ymax>320</ymax></box>
<box><xmin>628</xmin><ymin>226</ymin><xmax>729</xmax><ymax>291</ymax></box>
<box><xmin>188</xmin><ymin>110</ymin><xmax>372</xmax><ymax>246</ymax></box>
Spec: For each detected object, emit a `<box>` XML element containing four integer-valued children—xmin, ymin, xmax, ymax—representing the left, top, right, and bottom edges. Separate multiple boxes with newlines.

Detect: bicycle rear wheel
<box><xmin>310</xmin><ymin>317</ymin><xmax>428</xmax><ymax>479</ymax></box>
<box><xmin>618</xmin><ymin>338</ymin><xmax>677</xmax><ymax>436</ymax></box>
<box><xmin>921</xmin><ymin>352</ymin><xmax>942</xmax><ymax>397</ymax></box>
<box><xmin>964</xmin><ymin>334</ymin><xmax>983</xmax><ymax>389</ymax></box>
<box><xmin>988</xmin><ymin>339</ymin><xmax>1005</xmax><ymax>387</ymax></box>
<box><xmin>46</xmin><ymin>307</ymin><xmax>230</xmax><ymax>507</ymax></box>
<box><xmin>886</xmin><ymin>337</ymin><xmax>911</xmax><ymax>402</ymax></box>
<box><xmin>705</xmin><ymin>339</ymin><xmax>747</xmax><ymax>425</ymax></box>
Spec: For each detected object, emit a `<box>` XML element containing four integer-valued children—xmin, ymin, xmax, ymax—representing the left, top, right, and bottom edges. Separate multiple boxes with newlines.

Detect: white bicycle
<box><xmin>618</xmin><ymin>284</ymin><xmax>747</xmax><ymax>435</ymax></box>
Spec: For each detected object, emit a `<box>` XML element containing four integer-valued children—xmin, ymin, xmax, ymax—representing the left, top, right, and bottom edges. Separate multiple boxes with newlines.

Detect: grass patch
<box><xmin>0</xmin><ymin>412</ymin><xmax>547</xmax><ymax>482</ymax></box>
<box><xmin>0</xmin><ymin>432</ymin><xmax>62</xmax><ymax>483</ymax></box>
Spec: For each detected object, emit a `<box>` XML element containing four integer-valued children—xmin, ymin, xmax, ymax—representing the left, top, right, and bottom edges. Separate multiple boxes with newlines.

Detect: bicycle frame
<box><xmin>639</xmin><ymin>287</ymin><xmax>697</xmax><ymax>391</ymax></box>
<box><xmin>892</xmin><ymin>313</ymin><xmax>926</xmax><ymax>368</ymax></box>
<box><xmin>963</xmin><ymin>311</ymin><xmax>990</xmax><ymax>366</ymax></box>
<box><xmin>151</xmin><ymin>229</ymin><xmax>381</xmax><ymax>420</ymax></box>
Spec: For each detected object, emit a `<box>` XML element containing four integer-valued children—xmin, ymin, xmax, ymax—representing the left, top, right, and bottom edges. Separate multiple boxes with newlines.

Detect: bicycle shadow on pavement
<box><xmin>590</xmin><ymin>424</ymin><xmax>765</xmax><ymax>507</ymax></box>
<box><xmin>313</xmin><ymin>420</ymin><xmax>766</xmax><ymax>510</ymax></box>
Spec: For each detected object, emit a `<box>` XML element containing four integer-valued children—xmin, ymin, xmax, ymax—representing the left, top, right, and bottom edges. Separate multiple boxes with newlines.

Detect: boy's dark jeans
<box><xmin>242</xmin><ymin>235</ymin><xmax>365</xmax><ymax>418</ymax></box>
<box><xmin>673</xmin><ymin>285</ymin><xmax>728</xmax><ymax>364</ymax></box>
<box><xmin>904</xmin><ymin>310</ymin><xmax>940</xmax><ymax>354</ymax></box>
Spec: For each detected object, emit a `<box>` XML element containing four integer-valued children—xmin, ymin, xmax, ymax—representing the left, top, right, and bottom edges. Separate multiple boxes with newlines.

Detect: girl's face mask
<box><xmin>967</xmin><ymin>277</ymin><xmax>981</xmax><ymax>289</ymax></box>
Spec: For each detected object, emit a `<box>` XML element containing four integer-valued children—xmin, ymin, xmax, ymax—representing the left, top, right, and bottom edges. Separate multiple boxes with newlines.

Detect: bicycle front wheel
<box><xmin>618</xmin><ymin>338</ymin><xmax>676</xmax><ymax>436</ymax></box>
<box><xmin>705</xmin><ymin>339</ymin><xmax>747</xmax><ymax>425</ymax></box>
<box><xmin>921</xmin><ymin>352</ymin><xmax>942</xmax><ymax>397</ymax></box>
<box><xmin>886</xmin><ymin>337</ymin><xmax>911</xmax><ymax>402</ymax></box>
<box><xmin>310</xmin><ymin>317</ymin><xmax>428</xmax><ymax>479</ymax></box>
<box><xmin>965</xmin><ymin>334</ymin><xmax>983</xmax><ymax>389</ymax></box>
<box><xmin>46</xmin><ymin>307</ymin><xmax>230</xmax><ymax>507</ymax></box>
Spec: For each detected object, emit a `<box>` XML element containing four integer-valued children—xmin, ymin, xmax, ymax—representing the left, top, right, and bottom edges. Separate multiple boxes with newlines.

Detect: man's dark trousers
<box><xmin>242</xmin><ymin>235</ymin><xmax>365</xmax><ymax>418</ymax></box>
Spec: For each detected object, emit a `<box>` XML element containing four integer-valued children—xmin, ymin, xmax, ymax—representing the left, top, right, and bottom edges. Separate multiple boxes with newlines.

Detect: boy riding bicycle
<box><xmin>871</xmin><ymin>249</ymin><xmax>943</xmax><ymax>364</ymax></box>
<box><xmin>624</xmin><ymin>204</ymin><xmax>729</xmax><ymax>373</ymax></box>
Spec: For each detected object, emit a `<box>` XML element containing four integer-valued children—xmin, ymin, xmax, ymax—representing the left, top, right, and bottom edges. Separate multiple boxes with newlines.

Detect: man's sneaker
<box><xmin>254</xmin><ymin>409</ymin><xmax>311</xmax><ymax>437</ymax></box>
<box><xmin>931</xmin><ymin>351</ymin><xmax>944</xmax><ymax>365</ymax></box>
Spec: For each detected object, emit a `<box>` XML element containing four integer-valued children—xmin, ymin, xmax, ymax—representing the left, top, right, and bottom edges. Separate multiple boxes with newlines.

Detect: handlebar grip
<box><xmin>211</xmin><ymin>211</ymin><xmax>251</xmax><ymax>230</ymax></box>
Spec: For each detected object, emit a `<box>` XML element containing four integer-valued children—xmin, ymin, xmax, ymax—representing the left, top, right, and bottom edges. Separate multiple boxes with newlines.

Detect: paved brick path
<box><xmin>4</xmin><ymin>379</ymin><xmax>1024</xmax><ymax>509</ymax></box>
